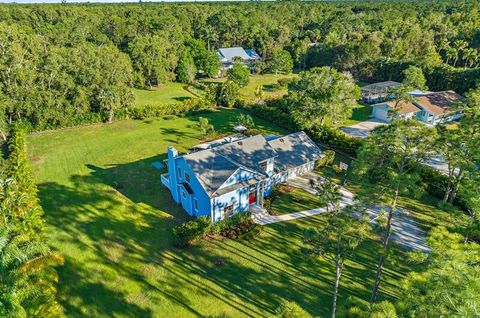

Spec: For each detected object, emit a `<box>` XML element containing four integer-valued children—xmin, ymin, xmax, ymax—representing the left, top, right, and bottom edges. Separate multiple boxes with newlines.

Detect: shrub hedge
<box><xmin>172</xmin><ymin>211</ymin><xmax>259</xmax><ymax>247</ymax></box>
<box><xmin>172</xmin><ymin>216</ymin><xmax>211</xmax><ymax>248</ymax></box>
<box><xmin>24</xmin><ymin>97</ymin><xmax>213</xmax><ymax>132</ymax></box>
<box><xmin>118</xmin><ymin>98</ymin><xmax>213</xmax><ymax>120</ymax></box>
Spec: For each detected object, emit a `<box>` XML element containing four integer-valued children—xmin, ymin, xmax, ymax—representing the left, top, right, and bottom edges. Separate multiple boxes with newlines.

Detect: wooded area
<box><xmin>0</xmin><ymin>2</ymin><xmax>479</xmax><ymax>316</ymax></box>
<box><xmin>0</xmin><ymin>0</ymin><xmax>479</xmax><ymax>131</ymax></box>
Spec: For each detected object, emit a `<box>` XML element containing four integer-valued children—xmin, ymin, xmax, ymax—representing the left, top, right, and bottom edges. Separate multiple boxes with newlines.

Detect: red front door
<box><xmin>249</xmin><ymin>191</ymin><xmax>257</xmax><ymax>205</ymax></box>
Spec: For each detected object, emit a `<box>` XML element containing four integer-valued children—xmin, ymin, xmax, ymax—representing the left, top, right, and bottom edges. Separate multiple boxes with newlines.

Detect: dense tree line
<box><xmin>0</xmin><ymin>1</ymin><xmax>478</xmax><ymax>132</ymax></box>
<box><xmin>0</xmin><ymin>127</ymin><xmax>63</xmax><ymax>317</ymax></box>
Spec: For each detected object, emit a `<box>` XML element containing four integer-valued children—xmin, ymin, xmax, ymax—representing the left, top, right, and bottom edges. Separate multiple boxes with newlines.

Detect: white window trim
<box><xmin>194</xmin><ymin>198</ymin><xmax>198</xmax><ymax>211</ymax></box>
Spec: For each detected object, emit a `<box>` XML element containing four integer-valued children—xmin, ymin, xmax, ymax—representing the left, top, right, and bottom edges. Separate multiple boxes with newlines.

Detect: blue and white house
<box><xmin>161</xmin><ymin>132</ymin><xmax>323</xmax><ymax>222</ymax></box>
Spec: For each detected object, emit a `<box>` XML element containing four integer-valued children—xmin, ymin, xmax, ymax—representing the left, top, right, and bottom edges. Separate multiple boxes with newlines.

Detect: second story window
<box><xmin>177</xmin><ymin>167</ymin><xmax>181</xmax><ymax>179</ymax></box>
<box><xmin>185</xmin><ymin>172</ymin><xmax>191</xmax><ymax>184</ymax></box>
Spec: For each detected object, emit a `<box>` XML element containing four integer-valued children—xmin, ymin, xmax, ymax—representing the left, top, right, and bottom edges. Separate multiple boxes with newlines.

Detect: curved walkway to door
<box><xmin>251</xmin><ymin>172</ymin><xmax>430</xmax><ymax>252</ymax></box>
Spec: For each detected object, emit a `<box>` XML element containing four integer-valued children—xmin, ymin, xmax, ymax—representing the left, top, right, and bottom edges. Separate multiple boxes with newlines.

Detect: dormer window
<box><xmin>260</xmin><ymin>161</ymin><xmax>268</xmax><ymax>171</ymax></box>
<box><xmin>185</xmin><ymin>172</ymin><xmax>191</xmax><ymax>184</ymax></box>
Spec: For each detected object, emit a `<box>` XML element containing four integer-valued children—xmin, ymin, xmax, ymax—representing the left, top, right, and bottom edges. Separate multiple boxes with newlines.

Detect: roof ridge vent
<box><xmin>237</xmin><ymin>141</ymin><xmax>243</xmax><ymax>146</ymax></box>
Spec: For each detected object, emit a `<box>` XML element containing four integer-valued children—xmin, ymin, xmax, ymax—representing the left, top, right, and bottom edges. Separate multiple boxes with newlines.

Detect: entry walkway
<box><xmin>252</xmin><ymin>206</ymin><xmax>329</xmax><ymax>225</ymax></box>
<box><xmin>250</xmin><ymin>176</ymin><xmax>354</xmax><ymax>225</ymax></box>
<box><xmin>251</xmin><ymin>172</ymin><xmax>429</xmax><ymax>252</ymax></box>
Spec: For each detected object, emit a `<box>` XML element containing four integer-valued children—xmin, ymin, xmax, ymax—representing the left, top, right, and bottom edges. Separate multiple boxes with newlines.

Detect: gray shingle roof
<box><xmin>217</xmin><ymin>47</ymin><xmax>252</xmax><ymax>63</ymax></box>
<box><xmin>215</xmin><ymin>135</ymin><xmax>277</xmax><ymax>174</ymax></box>
<box><xmin>183</xmin><ymin>149</ymin><xmax>240</xmax><ymax>196</ymax></box>
<box><xmin>268</xmin><ymin>132</ymin><xmax>324</xmax><ymax>173</ymax></box>
<box><xmin>183</xmin><ymin>134</ymin><xmax>276</xmax><ymax>196</ymax></box>
<box><xmin>181</xmin><ymin>132</ymin><xmax>322</xmax><ymax>197</ymax></box>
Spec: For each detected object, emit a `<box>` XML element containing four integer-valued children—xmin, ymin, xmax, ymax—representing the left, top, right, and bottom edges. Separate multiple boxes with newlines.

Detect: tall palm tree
<box><xmin>445</xmin><ymin>47</ymin><xmax>457</xmax><ymax>65</ymax></box>
<box><xmin>462</xmin><ymin>47</ymin><xmax>479</xmax><ymax>68</ymax></box>
<box><xmin>452</xmin><ymin>40</ymin><xmax>468</xmax><ymax>67</ymax></box>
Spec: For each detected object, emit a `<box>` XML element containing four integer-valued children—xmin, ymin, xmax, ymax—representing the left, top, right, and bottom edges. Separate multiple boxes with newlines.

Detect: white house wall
<box><xmin>372</xmin><ymin>105</ymin><xmax>391</xmax><ymax>122</ymax></box>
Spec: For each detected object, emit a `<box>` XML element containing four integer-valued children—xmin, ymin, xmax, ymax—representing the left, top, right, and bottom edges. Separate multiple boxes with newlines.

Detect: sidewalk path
<box><xmin>252</xmin><ymin>172</ymin><xmax>430</xmax><ymax>252</ymax></box>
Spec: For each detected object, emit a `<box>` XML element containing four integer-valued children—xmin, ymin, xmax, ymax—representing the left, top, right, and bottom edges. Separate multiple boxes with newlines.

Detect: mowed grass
<box><xmin>342</xmin><ymin>103</ymin><xmax>373</xmax><ymax>127</ymax></box>
<box><xmin>270</xmin><ymin>187</ymin><xmax>325</xmax><ymax>215</ymax></box>
<box><xmin>203</xmin><ymin>73</ymin><xmax>298</xmax><ymax>101</ymax></box>
<box><xmin>133</xmin><ymin>82</ymin><xmax>201</xmax><ymax>107</ymax></box>
<box><xmin>29</xmin><ymin>109</ymin><xmax>414</xmax><ymax>317</ymax></box>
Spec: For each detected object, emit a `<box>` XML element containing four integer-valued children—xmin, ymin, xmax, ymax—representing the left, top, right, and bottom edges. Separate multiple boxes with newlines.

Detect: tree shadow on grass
<box><xmin>37</xmin><ymin>157</ymin><xmax>333</xmax><ymax>316</ymax></box>
<box><xmin>37</xmin><ymin>155</ymin><xmax>194</xmax><ymax>317</ymax></box>
<box><xmin>58</xmin><ymin>260</ymin><xmax>153</xmax><ymax>318</ymax></box>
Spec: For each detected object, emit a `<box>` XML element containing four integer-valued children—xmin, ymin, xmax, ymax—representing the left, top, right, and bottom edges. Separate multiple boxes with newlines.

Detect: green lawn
<box><xmin>29</xmin><ymin>109</ymin><xmax>421</xmax><ymax>317</ymax></box>
<box><xmin>342</xmin><ymin>103</ymin><xmax>372</xmax><ymax>127</ymax></box>
<box><xmin>133</xmin><ymin>82</ymin><xmax>201</xmax><ymax>107</ymax></box>
<box><xmin>270</xmin><ymin>187</ymin><xmax>325</xmax><ymax>215</ymax></box>
<box><xmin>202</xmin><ymin>73</ymin><xmax>298</xmax><ymax>101</ymax></box>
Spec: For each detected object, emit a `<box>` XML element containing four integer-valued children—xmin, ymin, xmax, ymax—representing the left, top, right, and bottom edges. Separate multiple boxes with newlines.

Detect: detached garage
<box><xmin>372</xmin><ymin>104</ymin><xmax>390</xmax><ymax>122</ymax></box>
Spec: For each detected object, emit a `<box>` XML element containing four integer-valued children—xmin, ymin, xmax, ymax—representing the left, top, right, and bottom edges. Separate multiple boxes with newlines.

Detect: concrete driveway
<box><xmin>340</xmin><ymin>118</ymin><xmax>388</xmax><ymax>139</ymax></box>
<box><xmin>281</xmin><ymin>172</ymin><xmax>430</xmax><ymax>252</ymax></box>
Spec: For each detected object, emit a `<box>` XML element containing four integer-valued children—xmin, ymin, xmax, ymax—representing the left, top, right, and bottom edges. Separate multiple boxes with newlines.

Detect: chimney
<box><xmin>167</xmin><ymin>146</ymin><xmax>180</xmax><ymax>203</ymax></box>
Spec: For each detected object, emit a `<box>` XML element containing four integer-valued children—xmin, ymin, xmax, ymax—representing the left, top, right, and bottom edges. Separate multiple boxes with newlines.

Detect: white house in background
<box><xmin>371</xmin><ymin>90</ymin><xmax>465</xmax><ymax>125</ymax></box>
<box><xmin>371</xmin><ymin>100</ymin><xmax>421</xmax><ymax>122</ymax></box>
<box><xmin>414</xmin><ymin>91</ymin><xmax>465</xmax><ymax>125</ymax></box>
<box><xmin>217</xmin><ymin>47</ymin><xmax>260</xmax><ymax>70</ymax></box>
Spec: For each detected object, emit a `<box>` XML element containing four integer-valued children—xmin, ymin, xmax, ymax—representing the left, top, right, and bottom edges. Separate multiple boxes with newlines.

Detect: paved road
<box><xmin>252</xmin><ymin>172</ymin><xmax>430</xmax><ymax>252</ymax></box>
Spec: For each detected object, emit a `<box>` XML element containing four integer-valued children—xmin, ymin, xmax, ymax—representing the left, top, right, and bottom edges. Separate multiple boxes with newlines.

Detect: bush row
<box><xmin>18</xmin><ymin>97</ymin><xmax>213</xmax><ymax>132</ymax></box>
<box><xmin>306</xmin><ymin>125</ymin><xmax>362</xmax><ymax>157</ymax></box>
<box><xmin>117</xmin><ymin>98</ymin><xmax>213</xmax><ymax>120</ymax></box>
<box><xmin>172</xmin><ymin>212</ymin><xmax>258</xmax><ymax>247</ymax></box>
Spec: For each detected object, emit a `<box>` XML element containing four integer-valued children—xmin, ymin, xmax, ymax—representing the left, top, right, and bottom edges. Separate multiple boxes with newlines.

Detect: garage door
<box><xmin>372</xmin><ymin>106</ymin><xmax>390</xmax><ymax>122</ymax></box>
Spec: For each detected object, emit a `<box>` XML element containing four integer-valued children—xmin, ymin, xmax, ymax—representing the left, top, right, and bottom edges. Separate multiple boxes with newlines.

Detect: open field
<box><xmin>202</xmin><ymin>73</ymin><xmax>298</xmax><ymax>101</ymax></box>
<box><xmin>28</xmin><ymin>109</ymin><xmax>431</xmax><ymax>317</ymax></box>
<box><xmin>133</xmin><ymin>82</ymin><xmax>201</xmax><ymax>107</ymax></box>
<box><xmin>133</xmin><ymin>74</ymin><xmax>298</xmax><ymax>108</ymax></box>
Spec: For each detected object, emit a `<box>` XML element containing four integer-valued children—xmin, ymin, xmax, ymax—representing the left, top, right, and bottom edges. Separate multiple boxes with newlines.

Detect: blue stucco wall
<box><xmin>171</xmin><ymin>156</ymin><xmax>211</xmax><ymax>219</ymax></box>
<box><xmin>211</xmin><ymin>186</ymin><xmax>251</xmax><ymax>222</ymax></box>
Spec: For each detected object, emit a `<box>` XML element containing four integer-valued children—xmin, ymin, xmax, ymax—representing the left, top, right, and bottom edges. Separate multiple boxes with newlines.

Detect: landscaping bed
<box><xmin>172</xmin><ymin>212</ymin><xmax>261</xmax><ymax>247</ymax></box>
